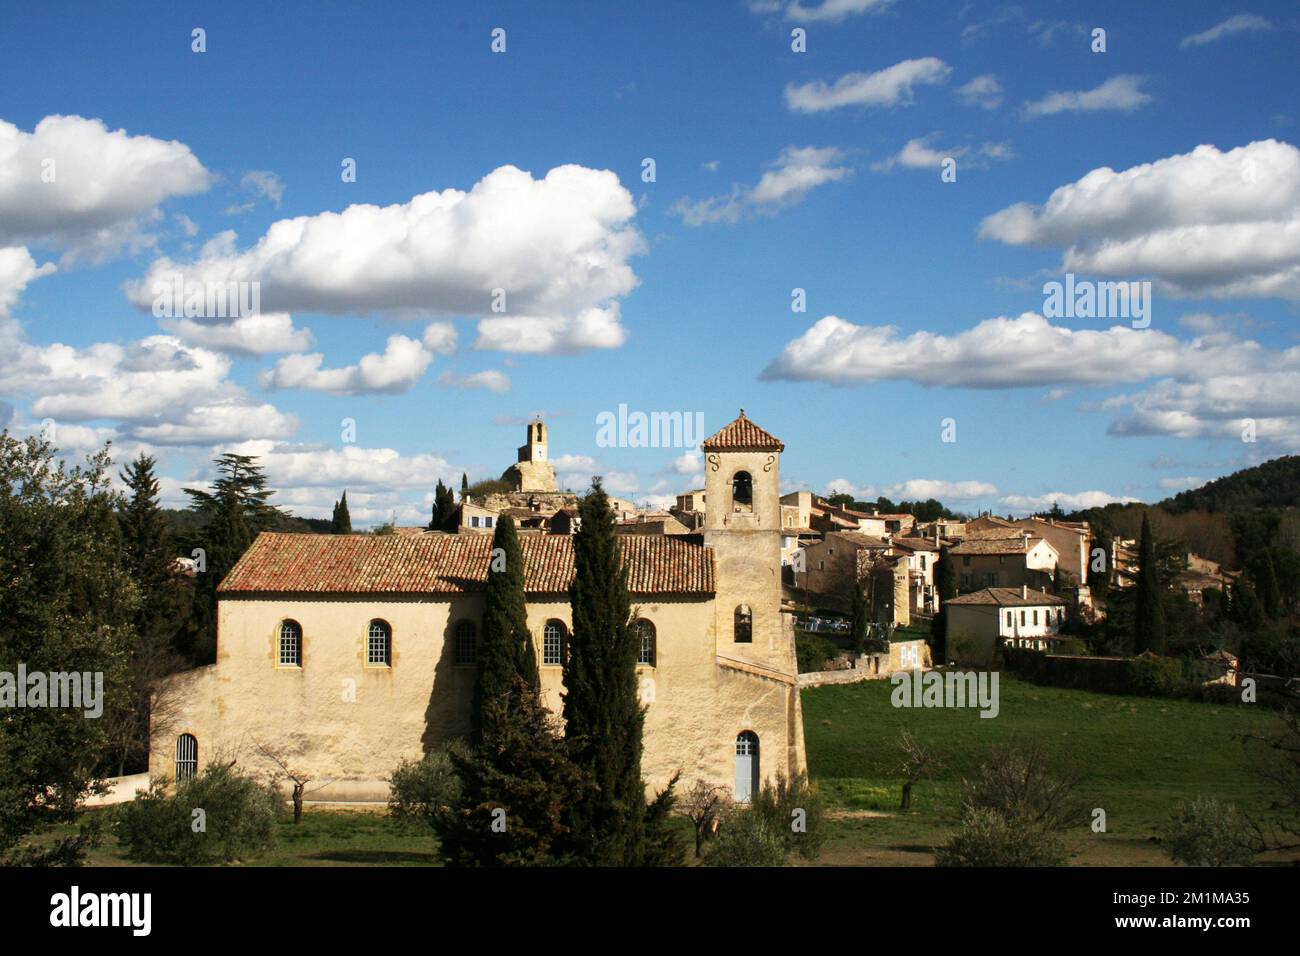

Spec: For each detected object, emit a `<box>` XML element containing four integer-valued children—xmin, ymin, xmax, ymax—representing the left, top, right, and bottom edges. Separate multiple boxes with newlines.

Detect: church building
<box><xmin>151</xmin><ymin>412</ymin><xmax>806</xmax><ymax>803</ymax></box>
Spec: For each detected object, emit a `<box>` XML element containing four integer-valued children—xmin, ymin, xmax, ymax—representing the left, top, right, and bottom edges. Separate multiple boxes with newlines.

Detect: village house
<box><xmin>945</xmin><ymin>586</ymin><xmax>1069</xmax><ymax>666</ymax></box>
<box><xmin>1008</xmin><ymin>516</ymin><xmax>1092</xmax><ymax>586</ymax></box>
<box><xmin>890</xmin><ymin>535</ymin><xmax>941</xmax><ymax>614</ymax></box>
<box><xmin>777</xmin><ymin>491</ymin><xmax>819</xmax><ymax>570</ymax></box>
<box><xmin>152</xmin><ymin>414</ymin><xmax>807</xmax><ymax>804</ymax></box>
<box><xmin>794</xmin><ymin>530</ymin><xmax>892</xmax><ymax>598</ymax></box>
<box><xmin>810</xmin><ymin>499</ymin><xmax>916</xmax><ymax>537</ymax></box>
<box><xmin>950</xmin><ymin>532</ymin><xmax>1059</xmax><ymax>592</ymax></box>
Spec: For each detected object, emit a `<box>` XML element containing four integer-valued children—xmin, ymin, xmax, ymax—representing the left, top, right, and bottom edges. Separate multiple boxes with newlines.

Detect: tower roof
<box><xmin>700</xmin><ymin>409</ymin><xmax>785</xmax><ymax>452</ymax></box>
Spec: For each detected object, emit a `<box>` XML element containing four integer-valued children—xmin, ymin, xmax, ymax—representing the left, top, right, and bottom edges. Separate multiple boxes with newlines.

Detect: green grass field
<box><xmin>48</xmin><ymin>675</ymin><xmax>1298</xmax><ymax>866</ymax></box>
<box><xmin>801</xmin><ymin>675</ymin><xmax>1292</xmax><ymax>866</ymax></box>
<box><xmin>73</xmin><ymin>805</ymin><xmax>438</xmax><ymax>867</ymax></box>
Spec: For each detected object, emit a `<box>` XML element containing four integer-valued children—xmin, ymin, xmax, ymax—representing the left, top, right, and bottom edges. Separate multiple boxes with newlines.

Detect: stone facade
<box><xmin>152</xmin><ymin>412</ymin><xmax>806</xmax><ymax>804</ymax></box>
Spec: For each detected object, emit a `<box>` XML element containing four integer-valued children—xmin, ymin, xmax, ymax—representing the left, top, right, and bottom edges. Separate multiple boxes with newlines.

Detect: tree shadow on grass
<box><xmin>306</xmin><ymin>849</ymin><xmax>439</xmax><ymax>865</ymax></box>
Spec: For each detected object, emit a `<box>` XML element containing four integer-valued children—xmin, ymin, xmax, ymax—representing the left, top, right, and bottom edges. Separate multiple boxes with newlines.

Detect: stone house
<box><xmin>152</xmin><ymin>412</ymin><xmax>806</xmax><ymax>805</ymax></box>
<box><xmin>945</xmin><ymin>586</ymin><xmax>1069</xmax><ymax>666</ymax></box>
<box><xmin>950</xmin><ymin>533</ymin><xmax>1059</xmax><ymax>592</ymax></box>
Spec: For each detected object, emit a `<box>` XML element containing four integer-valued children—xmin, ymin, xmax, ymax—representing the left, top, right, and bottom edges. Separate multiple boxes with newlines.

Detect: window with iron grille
<box><xmin>175</xmin><ymin>733</ymin><xmax>198</xmax><ymax>781</ymax></box>
<box><xmin>543</xmin><ymin>620</ymin><xmax>566</xmax><ymax>665</ymax></box>
<box><xmin>368</xmin><ymin>620</ymin><xmax>391</xmax><ymax>666</ymax></box>
<box><xmin>279</xmin><ymin>620</ymin><xmax>302</xmax><ymax>666</ymax></box>
<box><xmin>455</xmin><ymin>620</ymin><xmax>477</xmax><ymax>664</ymax></box>
<box><xmin>636</xmin><ymin>619</ymin><xmax>656</xmax><ymax>666</ymax></box>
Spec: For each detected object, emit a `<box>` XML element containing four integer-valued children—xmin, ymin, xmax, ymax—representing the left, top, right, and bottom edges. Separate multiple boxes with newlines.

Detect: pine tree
<box><xmin>562</xmin><ymin>479</ymin><xmax>678</xmax><ymax>865</ymax></box>
<box><xmin>473</xmin><ymin>516</ymin><xmax>538</xmax><ymax>742</ymax></box>
<box><xmin>331</xmin><ymin>491</ymin><xmax>352</xmax><ymax>534</ymax></box>
<box><xmin>1134</xmin><ymin>513</ymin><xmax>1167</xmax><ymax>655</ymax></box>
<box><xmin>119</xmin><ymin>454</ymin><xmax>183</xmax><ymax>636</ymax></box>
<box><xmin>114</xmin><ymin>453</ymin><xmax>188</xmax><ymax>773</ymax></box>
<box><xmin>184</xmin><ymin>454</ymin><xmax>282</xmax><ymax>662</ymax></box>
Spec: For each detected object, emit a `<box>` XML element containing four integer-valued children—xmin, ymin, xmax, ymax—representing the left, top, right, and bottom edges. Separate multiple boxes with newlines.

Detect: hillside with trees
<box><xmin>1163</xmin><ymin>456</ymin><xmax>1300</xmax><ymax>514</ymax></box>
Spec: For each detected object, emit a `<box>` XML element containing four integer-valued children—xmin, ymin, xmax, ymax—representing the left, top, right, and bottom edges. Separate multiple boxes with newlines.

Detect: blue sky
<box><xmin>1</xmin><ymin>0</ymin><xmax>1297</xmax><ymax>525</ymax></box>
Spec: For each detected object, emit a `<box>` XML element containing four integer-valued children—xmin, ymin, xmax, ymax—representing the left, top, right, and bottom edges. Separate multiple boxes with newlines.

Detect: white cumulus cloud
<box><xmin>126</xmin><ymin>163</ymin><xmax>642</xmax><ymax>355</ymax></box>
<box><xmin>979</xmin><ymin>139</ymin><xmax>1300</xmax><ymax>300</ymax></box>
<box><xmin>260</xmin><ymin>333</ymin><xmax>435</xmax><ymax>396</ymax></box>
<box><xmin>0</xmin><ymin>115</ymin><xmax>212</xmax><ymax>259</ymax></box>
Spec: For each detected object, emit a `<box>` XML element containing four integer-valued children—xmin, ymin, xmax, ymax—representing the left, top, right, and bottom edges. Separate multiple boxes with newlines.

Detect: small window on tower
<box><xmin>734</xmin><ymin>605</ymin><xmax>753</xmax><ymax>643</ymax></box>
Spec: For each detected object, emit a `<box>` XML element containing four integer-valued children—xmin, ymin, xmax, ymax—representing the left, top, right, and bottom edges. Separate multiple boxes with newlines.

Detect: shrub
<box><xmin>116</xmin><ymin>763</ymin><xmax>280</xmax><ymax>864</ymax></box>
<box><xmin>1054</xmin><ymin>638</ymin><xmax>1089</xmax><ymax>656</ymax></box>
<box><xmin>796</xmin><ymin>632</ymin><xmax>840</xmax><ymax>673</ymax></box>
<box><xmin>750</xmin><ymin>770</ymin><xmax>825</xmax><ymax>860</ymax></box>
<box><xmin>388</xmin><ymin>748</ymin><xmax>463</xmax><ymax>826</ymax></box>
<box><xmin>702</xmin><ymin>809</ymin><xmax>788</xmax><ymax>867</ymax></box>
<box><xmin>1160</xmin><ymin>796</ymin><xmax>1256</xmax><ymax>867</ymax></box>
<box><xmin>961</xmin><ymin>741</ymin><xmax>1085</xmax><ymax>832</ymax></box>
<box><xmin>1128</xmin><ymin>654</ymin><xmax>1188</xmax><ymax>697</ymax></box>
<box><xmin>936</xmin><ymin>807</ymin><xmax>1067</xmax><ymax>867</ymax></box>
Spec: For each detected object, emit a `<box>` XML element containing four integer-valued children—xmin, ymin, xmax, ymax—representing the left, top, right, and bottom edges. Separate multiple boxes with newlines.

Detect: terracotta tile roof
<box><xmin>220</xmin><ymin>532</ymin><xmax>715</xmax><ymax>596</ymax></box>
<box><xmin>950</xmin><ymin>535</ymin><xmax>1045</xmax><ymax>555</ymax></box>
<box><xmin>890</xmin><ymin>536</ymin><xmax>939</xmax><ymax>552</ymax></box>
<box><xmin>946</xmin><ymin>587</ymin><xmax>1067</xmax><ymax>607</ymax></box>
<box><xmin>701</xmin><ymin>410</ymin><xmax>785</xmax><ymax>452</ymax></box>
<box><xmin>824</xmin><ymin>530</ymin><xmax>892</xmax><ymax>549</ymax></box>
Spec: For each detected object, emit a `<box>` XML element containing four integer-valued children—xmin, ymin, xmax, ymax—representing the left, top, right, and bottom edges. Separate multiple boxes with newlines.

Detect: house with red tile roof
<box><xmin>151</xmin><ymin>411</ymin><xmax>806</xmax><ymax>805</ymax></box>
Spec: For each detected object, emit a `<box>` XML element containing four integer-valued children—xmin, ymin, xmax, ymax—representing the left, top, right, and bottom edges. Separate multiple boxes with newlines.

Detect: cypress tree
<box><xmin>473</xmin><ymin>516</ymin><xmax>538</xmax><ymax>742</ymax></box>
<box><xmin>430</xmin><ymin>480</ymin><xmax>457</xmax><ymax>531</ymax></box>
<box><xmin>1252</xmin><ymin>549</ymin><xmax>1281</xmax><ymax>620</ymax></box>
<box><xmin>850</xmin><ymin>576</ymin><xmax>868</xmax><ymax>663</ymax></box>
<box><xmin>461</xmin><ymin>472</ymin><xmax>469</xmax><ymax>499</ymax></box>
<box><xmin>562</xmin><ymin>479</ymin><xmax>677</xmax><ymax>865</ymax></box>
<box><xmin>436</xmin><ymin>683</ymin><xmax>595</xmax><ymax>866</ymax></box>
<box><xmin>1134</xmin><ymin>513</ymin><xmax>1167</xmax><ymax>655</ymax></box>
<box><xmin>1230</xmin><ymin>579</ymin><xmax>1266</xmax><ymax>631</ymax></box>
<box><xmin>931</xmin><ymin>546</ymin><xmax>957</xmax><ymax>662</ymax></box>
<box><xmin>331</xmin><ymin>491</ymin><xmax>352</xmax><ymax>534</ymax></box>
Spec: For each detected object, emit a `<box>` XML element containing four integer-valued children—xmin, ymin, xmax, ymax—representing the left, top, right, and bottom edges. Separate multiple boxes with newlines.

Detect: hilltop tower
<box><xmin>501</xmin><ymin>420</ymin><xmax>558</xmax><ymax>492</ymax></box>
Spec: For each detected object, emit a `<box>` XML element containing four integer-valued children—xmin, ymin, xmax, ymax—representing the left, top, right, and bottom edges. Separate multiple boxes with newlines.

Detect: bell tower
<box><xmin>701</xmin><ymin>410</ymin><xmax>790</xmax><ymax>673</ymax></box>
<box><xmin>501</xmin><ymin>420</ymin><xmax>558</xmax><ymax>492</ymax></box>
<box><xmin>519</xmin><ymin>420</ymin><xmax>547</xmax><ymax>463</ymax></box>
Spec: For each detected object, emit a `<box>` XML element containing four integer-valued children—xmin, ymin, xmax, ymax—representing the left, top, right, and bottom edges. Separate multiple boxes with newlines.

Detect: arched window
<box><xmin>734</xmin><ymin>605</ymin><xmax>753</xmax><ymax>643</ymax></box>
<box><xmin>732</xmin><ymin>471</ymin><xmax>753</xmax><ymax>513</ymax></box>
<box><xmin>543</xmin><ymin>620</ymin><xmax>567</xmax><ymax>666</ymax></box>
<box><xmin>368</xmin><ymin>620</ymin><xmax>391</xmax><ymax>666</ymax></box>
<box><xmin>735</xmin><ymin>731</ymin><xmax>759</xmax><ymax>803</ymax></box>
<box><xmin>175</xmin><ymin>733</ymin><xmax>198</xmax><ymax>782</ymax></box>
<box><xmin>455</xmin><ymin>620</ymin><xmax>478</xmax><ymax>664</ymax></box>
<box><xmin>279</xmin><ymin>620</ymin><xmax>302</xmax><ymax>666</ymax></box>
<box><xmin>635</xmin><ymin>619</ymin><xmax>656</xmax><ymax>666</ymax></box>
